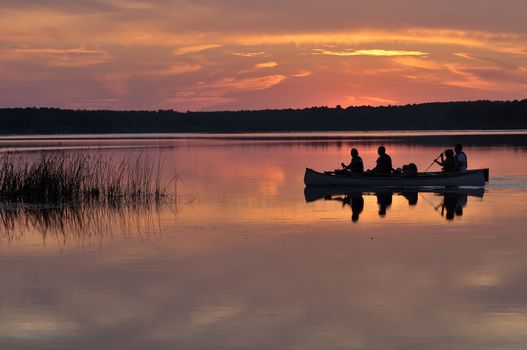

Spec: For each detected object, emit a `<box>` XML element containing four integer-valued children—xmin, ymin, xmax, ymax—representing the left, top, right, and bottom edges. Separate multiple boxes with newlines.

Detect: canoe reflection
<box><xmin>304</xmin><ymin>187</ymin><xmax>484</xmax><ymax>222</ymax></box>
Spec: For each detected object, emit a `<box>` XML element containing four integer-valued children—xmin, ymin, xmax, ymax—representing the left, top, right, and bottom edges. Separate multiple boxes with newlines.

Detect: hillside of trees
<box><xmin>1</xmin><ymin>100</ymin><xmax>526</xmax><ymax>134</ymax></box>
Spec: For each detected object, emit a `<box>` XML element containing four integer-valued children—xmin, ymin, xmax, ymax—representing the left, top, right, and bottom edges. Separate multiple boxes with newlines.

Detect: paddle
<box><xmin>424</xmin><ymin>154</ymin><xmax>442</xmax><ymax>172</ymax></box>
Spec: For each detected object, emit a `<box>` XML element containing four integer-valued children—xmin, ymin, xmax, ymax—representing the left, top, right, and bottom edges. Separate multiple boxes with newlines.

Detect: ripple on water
<box><xmin>487</xmin><ymin>176</ymin><xmax>527</xmax><ymax>190</ymax></box>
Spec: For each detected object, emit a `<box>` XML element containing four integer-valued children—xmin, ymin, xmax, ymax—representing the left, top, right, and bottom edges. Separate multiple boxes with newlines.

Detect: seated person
<box><xmin>435</xmin><ymin>149</ymin><xmax>457</xmax><ymax>173</ymax></box>
<box><xmin>341</xmin><ymin>148</ymin><xmax>364</xmax><ymax>173</ymax></box>
<box><xmin>370</xmin><ymin>146</ymin><xmax>393</xmax><ymax>174</ymax></box>
<box><xmin>405</xmin><ymin>163</ymin><xmax>418</xmax><ymax>176</ymax></box>
<box><xmin>454</xmin><ymin>144</ymin><xmax>468</xmax><ymax>172</ymax></box>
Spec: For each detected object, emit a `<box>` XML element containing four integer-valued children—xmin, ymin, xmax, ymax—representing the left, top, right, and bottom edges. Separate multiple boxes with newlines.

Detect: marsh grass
<box><xmin>0</xmin><ymin>152</ymin><xmax>168</xmax><ymax>203</ymax></box>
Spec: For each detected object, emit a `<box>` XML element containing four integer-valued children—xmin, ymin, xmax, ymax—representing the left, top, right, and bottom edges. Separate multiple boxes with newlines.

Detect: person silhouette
<box><xmin>435</xmin><ymin>149</ymin><xmax>457</xmax><ymax>173</ymax></box>
<box><xmin>376</xmin><ymin>191</ymin><xmax>393</xmax><ymax>216</ymax></box>
<box><xmin>454</xmin><ymin>144</ymin><xmax>468</xmax><ymax>172</ymax></box>
<box><xmin>341</xmin><ymin>148</ymin><xmax>364</xmax><ymax>174</ymax></box>
<box><xmin>371</xmin><ymin>146</ymin><xmax>393</xmax><ymax>174</ymax></box>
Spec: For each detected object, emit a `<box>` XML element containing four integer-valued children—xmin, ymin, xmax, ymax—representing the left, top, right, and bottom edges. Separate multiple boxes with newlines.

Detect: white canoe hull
<box><xmin>304</xmin><ymin>168</ymin><xmax>487</xmax><ymax>187</ymax></box>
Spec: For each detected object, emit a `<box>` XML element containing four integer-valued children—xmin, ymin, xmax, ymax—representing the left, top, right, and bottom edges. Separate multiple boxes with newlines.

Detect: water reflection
<box><xmin>441</xmin><ymin>192</ymin><xmax>468</xmax><ymax>220</ymax></box>
<box><xmin>0</xmin><ymin>200</ymin><xmax>172</xmax><ymax>244</ymax></box>
<box><xmin>2</xmin><ymin>134</ymin><xmax>527</xmax><ymax>350</ymax></box>
<box><xmin>305</xmin><ymin>187</ymin><xmax>484</xmax><ymax>222</ymax></box>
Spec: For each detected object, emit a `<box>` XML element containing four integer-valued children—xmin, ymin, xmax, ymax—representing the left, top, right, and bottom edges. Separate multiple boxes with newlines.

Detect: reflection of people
<box><xmin>443</xmin><ymin>194</ymin><xmax>457</xmax><ymax>220</ymax></box>
<box><xmin>454</xmin><ymin>144</ymin><xmax>468</xmax><ymax>172</ymax></box>
<box><xmin>441</xmin><ymin>193</ymin><xmax>468</xmax><ymax>220</ymax></box>
<box><xmin>435</xmin><ymin>149</ymin><xmax>456</xmax><ymax>173</ymax></box>
<box><xmin>402</xmin><ymin>191</ymin><xmax>418</xmax><ymax>205</ymax></box>
<box><xmin>341</xmin><ymin>148</ymin><xmax>364</xmax><ymax>173</ymax></box>
<box><xmin>371</xmin><ymin>146</ymin><xmax>393</xmax><ymax>174</ymax></box>
<box><xmin>350</xmin><ymin>193</ymin><xmax>364</xmax><ymax>222</ymax></box>
<box><xmin>305</xmin><ymin>187</ymin><xmax>479</xmax><ymax>223</ymax></box>
<box><xmin>339</xmin><ymin>192</ymin><xmax>364</xmax><ymax>222</ymax></box>
<box><xmin>376</xmin><ymin>191</ymin><xmax>393</xmax><ymax>216</ymax></box>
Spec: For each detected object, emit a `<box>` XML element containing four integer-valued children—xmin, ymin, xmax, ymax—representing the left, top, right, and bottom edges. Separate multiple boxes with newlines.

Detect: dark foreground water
<box><xmin>1</xmin><ymin>131</ymin><xmax>527</xmax><ymax>350</ymax></box>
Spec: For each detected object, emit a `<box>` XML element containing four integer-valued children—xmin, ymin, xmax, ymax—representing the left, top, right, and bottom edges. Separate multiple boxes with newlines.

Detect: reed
<box><xmin>0</xmin><ymin>152</ymin><xmax>168</xmax><ymax>203</ymax></box>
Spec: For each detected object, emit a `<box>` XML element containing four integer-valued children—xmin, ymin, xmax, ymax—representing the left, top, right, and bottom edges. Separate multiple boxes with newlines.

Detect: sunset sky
<box><xmin>1</xmin><ymin>0</ymin><xmax>527</xmax><ymax>111</ymax></box>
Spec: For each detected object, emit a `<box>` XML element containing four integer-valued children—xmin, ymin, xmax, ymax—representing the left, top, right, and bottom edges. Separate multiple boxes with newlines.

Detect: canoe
<box><xmin>304</xmin><ymin>168</ymin><xmax>488</xmax><ymax>187</ymax></box>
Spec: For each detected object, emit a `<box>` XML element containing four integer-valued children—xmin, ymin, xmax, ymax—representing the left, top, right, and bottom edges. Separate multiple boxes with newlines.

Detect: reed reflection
<box><xmin>304</xmin><ymin>187</ymin><xmax>484</xmax><ymax>222</ymax></box>
<box><xmin>0</xmin><ymin>199</ymin><xmax>175</xmax><ymax>244</ymax></box>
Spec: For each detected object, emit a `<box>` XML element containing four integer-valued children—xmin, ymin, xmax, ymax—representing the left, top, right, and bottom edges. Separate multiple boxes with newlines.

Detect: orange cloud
<box><xmin>233</xmin><ymin>52</ymin><xmax>270</xmax><ymax>57</ymax></box>
<box><xmin>1</xmin><ymin>47</ymin><xmax>110</xmax><ymax>67</ymax></box>
<box><xmin>392</xmin><ymin>57</ymin><xmax>444</xmax><ymax>70</ymax></box>
<box><xmin>313</xmin><ymin>49</ymin><xmax>428</xmax><ymax>57</ymax></box>
<box><xmin>159</xmin><ymin>75</ymin><xmax>288</xmax><ymax>110</ymax></box>
<box><xmin>453</xmin><ymin>52</ymin><xmax>476</xmax><ymax>60</ymax></box>
<box><xmin>254</xmin><ymin>61</ymin><xmax>278</xmax><ymax>69</ymax></box>
<box><xmin>347</xmin><ymin>96</ymin><xmax>397</xmax><ymax>105</ymax></box>
<box><xmin>291</xmin><ymin>70</ymin><xmax>312</xmax><ymax>77</ymax></box>
<box><xmin>159</xmin><ymin>64</ymin><xmax>202</xmax><ymax>75</ymax></box>
<box><xmin>207</xmin><ymin>75</ymin><xmax>287</xmax><ymax>92</ymax></box>
<box><xmin>4</xmin><ymin>8</ymin><xmax>527</xmax><ymax>56</ymax></box>
<box><xmin>234</xmin><ymin>29</ymin><xmax>527</xmax><ymax>56</ymax></box>
<box><xmin>174</xmin><ymin>44</ymin><xmax>220</xmax><ymax>55</ymax></box>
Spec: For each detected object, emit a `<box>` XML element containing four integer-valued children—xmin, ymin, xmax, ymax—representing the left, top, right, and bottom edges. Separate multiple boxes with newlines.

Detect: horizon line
<box><xmin>1</xmin><ymin>99</ymin><xmax>526</xmax><ymax>114</ymax></box>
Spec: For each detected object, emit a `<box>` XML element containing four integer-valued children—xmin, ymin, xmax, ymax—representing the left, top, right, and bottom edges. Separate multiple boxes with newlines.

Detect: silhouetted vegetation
<box><xmin>1</xmin><ymin>100</ymin><xmax>526</xmax><ymax>134</ymax></box>
<box><xmin>0</xmin><ymin>152</ymin><xmax>167</xmax><ymax>203</ymax></box>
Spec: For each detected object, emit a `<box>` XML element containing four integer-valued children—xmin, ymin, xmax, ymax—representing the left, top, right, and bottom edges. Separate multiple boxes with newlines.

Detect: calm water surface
<box><xmin>1</xmin><ymin>132</ymin><xmax>527</xmax><ymax>349</ymax></box>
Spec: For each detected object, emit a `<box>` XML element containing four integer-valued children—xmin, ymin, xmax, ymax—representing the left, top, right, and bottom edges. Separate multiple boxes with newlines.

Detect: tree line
<box><xmin>1</xmin><ymin>100</ymin><xmax>526</xmax><ymax>134</ymax></box>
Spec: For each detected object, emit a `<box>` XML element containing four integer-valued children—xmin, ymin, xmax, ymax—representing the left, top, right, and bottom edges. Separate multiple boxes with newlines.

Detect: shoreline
<box><xmin>2</xmin><ymin>129</ymin><xmax>527</xmax><ymax>141</ymax></box>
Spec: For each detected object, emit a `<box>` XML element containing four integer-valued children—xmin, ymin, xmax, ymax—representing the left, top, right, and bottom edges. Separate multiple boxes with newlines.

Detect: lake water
<box><xmin>1</xmin><ymin>132</ymin><xmax>527</xmax><ymax>350</ymax></box>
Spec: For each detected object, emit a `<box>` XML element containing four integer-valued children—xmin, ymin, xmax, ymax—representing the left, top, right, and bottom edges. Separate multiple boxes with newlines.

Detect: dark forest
<box><xmin>1</xmin><ymin>100</ymin><xmax>526</xmax><ymax>134</ymax></box>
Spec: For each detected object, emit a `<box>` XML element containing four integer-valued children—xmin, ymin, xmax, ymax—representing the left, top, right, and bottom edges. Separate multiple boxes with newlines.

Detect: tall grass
<box><xmin>0</xmin><ymin>152</ymin><xmax>168</xmax><ymax>203</ymax></box>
